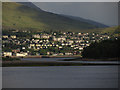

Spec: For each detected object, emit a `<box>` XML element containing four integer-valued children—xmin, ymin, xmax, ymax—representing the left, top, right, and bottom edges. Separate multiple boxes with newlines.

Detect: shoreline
<box><xmin>2</xmin><ymin>60</ymin><xmax>119</xmax><ymax>67</ymax></box>
<box><xmin>2</xmin><ymin>55</ymin><xmax>80</xmax><ymax>58</ymax></box>
<box><xmin>62</xmin><ymin>58</ymin><xmax>119</xmax><ymax>61</ymax></box>
<box><xmin>2</xmin><ymin>57</ymin><xmax>119</xmax><ymax>67</ymax></box>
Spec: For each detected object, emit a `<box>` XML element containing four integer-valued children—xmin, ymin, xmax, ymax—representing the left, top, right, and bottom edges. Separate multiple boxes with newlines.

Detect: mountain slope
<box><xmin>20</xmin><ymin>2</ymin><xmax>108</xmax><ymax>28</ymax></box>
<box><xmin>2</xmin><ymin>2</ymin><xmax>98</xmax><ymax>32</ymax></box>
<box><xmin>61</xmin><ymin>15</ymin><xmax>108</xmax><ymax>28</ymax></box>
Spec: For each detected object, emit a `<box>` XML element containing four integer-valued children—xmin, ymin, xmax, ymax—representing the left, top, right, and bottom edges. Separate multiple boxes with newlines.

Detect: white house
<box><xmin>41</xmin><ymin>35</ymin><xmax>50</xmax><ymax>39</ymax></box>
<box><xmin>30</xmin><ymin>44</ymin><xmax>35</xmax><ymax>47</ymax></box>
<box><xmin>53</xmin><ymin>37</ymin><xmax>66</xmax><ymax>41</ymax></box>
<box><xmin>3</xmin><ymin>52</ymin><xmax>12</xmax><ymax>56</ymax></box>
<box><xmin>10</xmin><ymin>35</ymin><xmax>16</xmax><ymax>39</ymax></box>
<box><xmin>2</xmin><ymin>35</ymin><xmax>8</xmax><ymax>38</ymax></box>
<box><xmin>33</xmin><ymin>34</ymin><xmax>40</xmax><ymax>38</ymax></box>
<box><xmin>16</xmin><ymin>52</ymin><xmax>28</xmax><ymax>57</ymax></box>
<box><xmin>79</xmin><ymin>47</ymin><xmax>83</xmax><ymax>50</ymax></box>
<box><xmin>22</xmin><ymin>47</ymin><xmax>26</xmax><ymax>50</ymax></box>
<box><xmin>65</xmin><ymin>53</ymin><xmax>72</xmax><ymax>55</ymax></box>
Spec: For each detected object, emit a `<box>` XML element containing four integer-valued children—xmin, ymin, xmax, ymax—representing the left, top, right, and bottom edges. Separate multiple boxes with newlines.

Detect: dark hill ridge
<box><xmin>3</xmin><ymin>2</ymin><xmax>99</xmax><ymax>32</ymax></box>
<box><xmin>18</xmin><ymin>2</ymin><xmax>42</xmax><ymax>11</ymax></box>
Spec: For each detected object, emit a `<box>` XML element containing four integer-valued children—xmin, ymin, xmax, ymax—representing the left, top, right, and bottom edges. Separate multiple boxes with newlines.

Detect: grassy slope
<box><xmin>2</xmin><ymin>2</ymin><xmax>97</xmax><ymax>32</ymax></box>
<box><xmin>99</xmin><ymin>26</ymin><xmax>120</xmax><ymax>37</ymax></box>
<box><xmin>82</xmin><ymin>25</ymin><xmax>120</xmax><ymax>37</ymax></box>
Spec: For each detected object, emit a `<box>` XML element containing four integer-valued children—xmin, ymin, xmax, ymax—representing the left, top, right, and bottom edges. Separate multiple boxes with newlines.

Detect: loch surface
<box><xmin>3</xmin><ymin>66</ymin><xmax>118</xmax><ymax>88</ymax></box>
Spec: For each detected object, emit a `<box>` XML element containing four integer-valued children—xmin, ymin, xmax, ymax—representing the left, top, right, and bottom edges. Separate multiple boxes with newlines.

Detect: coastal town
<box><xmin>2</xmin><ymin>30</ymin><xmax>111</xmax><ymax>57</ymax></box>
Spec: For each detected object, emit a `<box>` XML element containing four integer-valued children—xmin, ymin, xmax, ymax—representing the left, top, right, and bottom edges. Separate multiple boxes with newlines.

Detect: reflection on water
<box><xmin>3</xmin><ymin>66</ymin><xmax>118</xmax><ymax>88</ymax></box>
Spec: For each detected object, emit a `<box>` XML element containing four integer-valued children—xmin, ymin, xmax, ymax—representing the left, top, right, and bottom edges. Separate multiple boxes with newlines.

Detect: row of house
<box><xmin>2</xmin><ymin>31</ymin><xmax>111</xmax><ymax>57</ymax></box>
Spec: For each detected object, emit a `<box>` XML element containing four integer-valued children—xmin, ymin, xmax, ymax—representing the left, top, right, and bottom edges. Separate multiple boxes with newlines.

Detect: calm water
<box><xmin>3</xmin><ymin>66</ymin><xmax>118</xmax><ymax>88</ymax></box>
<box><xmin>21</xmin><ymin>57</ymin><xmax>119</xmax><ymax>64</ymax></box>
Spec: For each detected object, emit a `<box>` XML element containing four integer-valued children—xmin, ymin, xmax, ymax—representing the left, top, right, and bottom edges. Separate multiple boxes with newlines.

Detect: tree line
<box><xmin>82</xmin><ymin>38</ymin><xmax>120</xmax><ymax>58</ymax></box>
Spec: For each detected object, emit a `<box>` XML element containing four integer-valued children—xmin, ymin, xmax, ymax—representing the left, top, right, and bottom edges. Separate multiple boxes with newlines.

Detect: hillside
<box><xmin>99</xmin><ymin>26</ymin><xmax>120</xmax><ymax>37</ymax></box>
<box><xmin>61</xmin><ymin>15</ymin><xmax>108</xmax><ymax>28</ymax></box>
<box><xmin>2</xmin><ymin>2</ymin><xmax>98</xmax><ymax>32</ymax></box>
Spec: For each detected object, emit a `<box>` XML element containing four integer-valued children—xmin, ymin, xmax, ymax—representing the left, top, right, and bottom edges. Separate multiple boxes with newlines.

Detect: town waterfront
<box><xmin>3</xmin><ymin>65</ymin><xmax>118</xmax><ymax>88</ymax></box>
